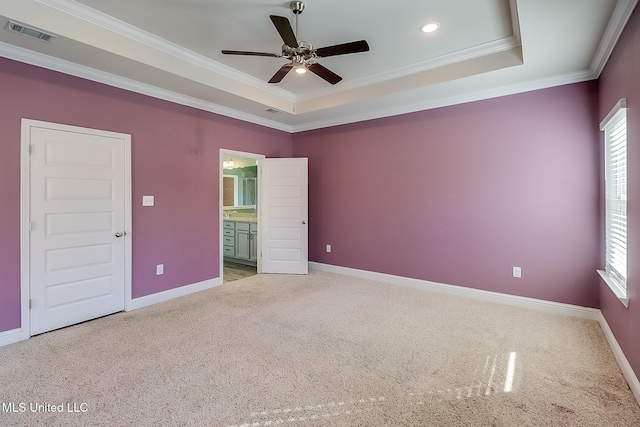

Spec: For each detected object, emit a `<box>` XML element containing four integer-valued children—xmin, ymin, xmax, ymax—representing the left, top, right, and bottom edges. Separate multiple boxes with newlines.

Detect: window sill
<box><xmin>597</xmin><ymin>270</ymin><xmax>629</xmax><ymax>308</ymax></box>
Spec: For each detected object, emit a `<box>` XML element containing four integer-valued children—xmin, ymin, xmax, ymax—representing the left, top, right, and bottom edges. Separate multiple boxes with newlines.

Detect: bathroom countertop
<box><xmin>224</xmin><ymin>216</ymin><xmax>257</xmax><ymax>223</ymax></box>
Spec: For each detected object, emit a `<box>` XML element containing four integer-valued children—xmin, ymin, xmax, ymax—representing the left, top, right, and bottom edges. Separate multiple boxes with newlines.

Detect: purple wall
<box><xmin>0</xmin><ymin>58</ymin><xmax>292</xmax><ymax>333</ymax></box>
<box><xmin>293</xmin><ymin>82</ymin><xmax>601</xmax><ymax>308</ymax></box>
<box><xmin>598</xmin><ymin>7</ymin><xmax>640</xmax><ymax>383</ymax></box>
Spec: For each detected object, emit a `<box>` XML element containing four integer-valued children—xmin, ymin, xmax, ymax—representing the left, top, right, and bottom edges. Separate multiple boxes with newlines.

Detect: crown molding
<box><xmin>296</xmin><ymin>35</ymin><xmax>522</xmax><ymax>103</ymax></box>
<box><xmin>295</xmin><ymin>0</ymin><xmax>522</xmax><ymax>103</ymax></box>
<box><xmin>35</xmin><ymin>0</ymin><xmax>295</xmax><ymax>103</ymax></box>
<box><xmin>590</xmin><ymin>0</ymin><xmax>639</xmax><ymax>77</ymax></box>
<box><xmin>0</xmin><ymin>41</ymin><xmax>294</xmax><ymax>133</ymax></box>
<box><xmin>291</xmin><ymin>69</ymin><xmax>595</xmax><ymax>133</ymax></box>
<box><xmin>0</xmin><ymin>38</ymin><xmax>595</xmax><ymax>135</ymax></box>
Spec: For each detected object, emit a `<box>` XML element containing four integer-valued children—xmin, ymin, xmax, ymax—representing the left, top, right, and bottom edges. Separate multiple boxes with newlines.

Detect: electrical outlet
<box><xmin>156</xmin><ymin>264</ymin><xmax>164</xmax><ymax>275</ymax></box>
<box><xmin>326</xmin><ymin>244</ymin><xmax>331</xmax><ymax>253</ymax></box>
<box><xmin>513</xmin><ymin>266</ymin><xmax>521</xmax><ymax>278</ymax></box>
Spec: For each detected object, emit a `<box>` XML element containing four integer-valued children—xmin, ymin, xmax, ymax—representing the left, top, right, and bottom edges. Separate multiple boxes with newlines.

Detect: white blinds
<box><xmin>602</xmin><ymin>102</ymin><xmax>627</xmax><ymax>290</ymax></box>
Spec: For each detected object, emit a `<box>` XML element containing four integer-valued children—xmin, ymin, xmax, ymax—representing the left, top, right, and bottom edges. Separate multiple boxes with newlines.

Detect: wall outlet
<box><xmin>156</xmin><ymin>264</ymin><xmax>164</xmax><ymax>275</ymax></box>
<box><xmin>326</xmin><ymin>244</ymin><xmax>331</xmax><ymax>253</ymax></box>
<box><xmin>513</xmin><ymin>266</ymin><xmax>522</xmax><ymax>278</ymax></box>
<box><xmin>143</xmin><ymin>195</ymin><xmax>155</xmax><ymax>206</ymax></box>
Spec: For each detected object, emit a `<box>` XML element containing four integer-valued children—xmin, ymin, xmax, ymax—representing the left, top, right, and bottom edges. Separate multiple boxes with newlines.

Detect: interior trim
<box><xmin>0</xmin><ymin>42</ymin><xmax>293</xmax><ymax>133</ymax></box>
<box><xmin>589</xmin><ymin>0</ymin><xmax>639</xmax><ymax>77</ymax></box>
<box><xmin>0</xmin><ymin>328</ymin><xmax>22</xmax><ymax>347</ymax></box>
<box><xmin>0</xmin><ymin>40</ymin><xmax>595</xmax><ymax>134</ymax></box>
<box><xmin>126</xmin><ymin>277</ymin><xmax>223</xmax><ymax>311</ymax></box>
<box><xmin>598</xmin><ymin>312</ymin><xmax>640</xmax><ymax>405</ymax></box>
<box><xmin>219</xmin><ymin>149</ymin><xmax>266</xmax><ymax>280</ymax></box>
<box><xmin>309</xmin><ymin>262</ymin><xmax>601</xmax><ymax>320</ymax></box>
<box><xmin>19</xmin><ymin>119</ymin><xmax>132</xmax><ymax>340</ymax></box>
<box><xmin>309</xmin><ymin>261</ymin><xmax>640</xmax><ymax>407</ymax></box>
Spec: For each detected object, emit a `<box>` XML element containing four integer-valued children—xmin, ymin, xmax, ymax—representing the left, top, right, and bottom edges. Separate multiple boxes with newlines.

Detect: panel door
<box><xmin>260</xmin><ymin>158</ymin><xmax>308</xmax><ymax>274</ymax></box>
<box><xmin>29</xmin><ymin>125</ymin><xmax>127</xmax><ymax>335</ymax></box>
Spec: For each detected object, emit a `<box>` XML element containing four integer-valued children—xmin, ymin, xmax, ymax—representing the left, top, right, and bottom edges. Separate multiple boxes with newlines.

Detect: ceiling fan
<box><xmin>221</xmin><ymin>1</ymin><xmax>369</xmax><ymax>85</ymax></box>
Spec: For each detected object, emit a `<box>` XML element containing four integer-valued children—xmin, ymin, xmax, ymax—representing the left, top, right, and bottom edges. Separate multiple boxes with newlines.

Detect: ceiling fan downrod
<box><xmin>290</xmin><ymin>1</ymin><xmax>305</xmax><ymax>52</ymax></box>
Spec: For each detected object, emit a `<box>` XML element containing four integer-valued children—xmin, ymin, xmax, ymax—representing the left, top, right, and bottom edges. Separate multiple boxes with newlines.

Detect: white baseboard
<box><xmin>598</xmin><ymin>313</ymin><xmax>640</xmax><ymax>405</ymax></box>
<box><xmin>310</xmin><ymin>262</ymin><xmax>601</xmax><ymax>320</ymax></box>
<box><xmin>126</xmin><ymin>277</ymin><xmax>223</xmax><ymax>311</ymax></box>
<box><xmin>310</xmin><ymin>262</ymin><xmax>640</xmax><ymax>406</ymax></box>
<box><xmin>0</xmin><ymin>328</ymin><xmax>22</xmax><ymax>347</ymax></box>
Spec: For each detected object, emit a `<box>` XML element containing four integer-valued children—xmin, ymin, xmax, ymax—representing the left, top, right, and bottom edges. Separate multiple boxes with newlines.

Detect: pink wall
<box><xmin>293</xmin><ymin>82</ymin><xmax>601</xmax><ymax>308</ymax></box>
<box><xmin>598</xmin><ymin>6</ymin><xmax>640</xmax><ymax>382</ymax></box>
<box><xmin>0</xmin><ymin>57</ymin><xmax>292</xmax><ymax>333</ymax></box>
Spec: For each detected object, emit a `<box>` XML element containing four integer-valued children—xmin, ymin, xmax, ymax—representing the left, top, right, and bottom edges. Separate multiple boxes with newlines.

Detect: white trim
<box><xmin>0</xmin><ymin>328</ymin><xmax>22</xmax><ymax>347</ymax></box>
<box><xmin>598</xmin><ymin>270</ymin><xmax>629</xmax><ymax>308</ymax></box>
<box><xmin>295</xmin><ymin>36</ymin><xmax>522</xmax><ymax>103</ymax></box>
<box><xmin>600</xmin><ymin>98</ymin><xmax>627</xmax><ymax>130</ymax></box>
<box><xmin>309</xmin><ymin>262</ymin><xmax>601</xmax><ymax>321</ymax></box>
<box><xmin>0</xmin><ymin>42</ymin><xmax>294</xmax><ymax>133</ymax></box>
<box><xmin>292</xmin><ymin>69</ymin><xmax>596</xmax><ymax>133</ymax></box>
<box><xmin>35</xmin><ymin>0</ymin><xmax>293</xmax><ymax>102</ymax></box>
<box><xmin>20</xmin><ymin>120</ymin><xmax>31</xmax><ymax>340</ymax></box>
<box><xmin>20</xmin><ymin>119</ymin><xmax>132</xmax><ymax>339</ymax></box>
<box><xmin>309</xmin><ymin>262</ymin><xmax>640</xmax><ymax>407</ymax></box>
<box><xmin>598</xmin><ymin>313</ymin><xmax>640</xmax><ymax>405</ymax></box>
<box><xmin>219</xmin><ymin>149</ymin><xmax>265</xmax><ymax>281</ymax></box>
<box><xmin>126</xmin><ymin>278</ymin><xmax>222</xmax><ymax>311</ymax></box>
<box><xmin>590</xmin><ymin>0</ymin><xmax>639</xmax><ymax>77</ymax></box>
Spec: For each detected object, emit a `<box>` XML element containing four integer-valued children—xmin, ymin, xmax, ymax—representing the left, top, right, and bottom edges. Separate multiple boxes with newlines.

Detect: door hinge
<box><xmin>29</xmin><ymin>221</ymin><xmax>34</xmax><ymax>232</ymax></box>
<box><xmin>29</xmin><ymin>299</ymin><xmax>32</xmax><ymax>309</ymax></box>
<box><xmin>29</xmin><ymin>145</ymin><xmax>33</xmax><ymax>155</ymax></box>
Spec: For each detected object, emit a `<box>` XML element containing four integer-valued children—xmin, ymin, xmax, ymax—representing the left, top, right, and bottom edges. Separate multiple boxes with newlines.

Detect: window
<box><xmin>598</xmin><ymin>99</ymin><xmax>628</xmax><ymax>307</ymax></box>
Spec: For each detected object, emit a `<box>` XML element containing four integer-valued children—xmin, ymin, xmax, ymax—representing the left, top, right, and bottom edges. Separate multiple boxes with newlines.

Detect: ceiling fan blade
<box><xmin>268</xmin><ymin>63</ymin><xmax>294</xmax><ymax>83</ymax></box>
<box><xmin>315</xmin><ymin>40</ymin><xmax>370</xmax><ymax>58</ymax></box>
<box><xmin>221</xmin><ymin>50</ymin><xmax>280</xmax><ymax>57</ymax></box>
<box><xmin>308</xmin><ymin>63</ymin><xmax>343</xmax><ymax>85</ymax></box>
<box><xmin>270</xmin><ymin>15</ymin><xmax>299</xmax><ymax>48</ymax></box>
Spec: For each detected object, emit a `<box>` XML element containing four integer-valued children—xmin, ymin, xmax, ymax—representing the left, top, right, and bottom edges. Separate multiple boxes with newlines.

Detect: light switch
<box><xmin>142</xmin><ymin>196</ymin><xmax>154</xmax><ymax>206</ymax></box>
<box><xmin>156</xmin><ymin>264</ymin><xmax>164</xmax><ymax>275</ymax></box>
<box><xmin>513</xmin><ymin>266</ymin><xmax>522</xmax><ymax>278</ymax></box>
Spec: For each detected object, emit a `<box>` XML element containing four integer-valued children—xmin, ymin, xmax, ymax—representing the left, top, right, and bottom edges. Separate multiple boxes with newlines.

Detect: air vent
<box><xmin>265</xmin><ymin>108</ymin><xmax>281</xmax><ymax>114</ymax></box>
<box><xmin>7</xmin><ymin>21</ymin><xmax>56</xmax><ymax>42</ymax></box>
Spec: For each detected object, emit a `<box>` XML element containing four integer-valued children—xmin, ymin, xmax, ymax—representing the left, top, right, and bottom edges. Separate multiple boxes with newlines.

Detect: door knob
<box><xmin>115</xmin><ymin>232</ymin><xmax>125</xmax><ymax>238</ymax></box>
<box><xmin>302</xmin><ymin>220</ymin><xmax>306</xmax><ymax>224</ymax></box>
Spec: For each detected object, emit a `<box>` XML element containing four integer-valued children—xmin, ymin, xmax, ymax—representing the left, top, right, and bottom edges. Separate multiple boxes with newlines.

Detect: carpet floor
<box><xmin>1</xmin><ymin>271</ymin><xmax>639</xmax><ymax>426</ymax></box>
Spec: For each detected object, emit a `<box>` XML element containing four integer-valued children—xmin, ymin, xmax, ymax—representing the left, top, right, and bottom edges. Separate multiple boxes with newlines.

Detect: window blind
<box><xmin>603</xmin><ymin>105</ymin><xmax>627</xmax><ymax>291</ymax></box>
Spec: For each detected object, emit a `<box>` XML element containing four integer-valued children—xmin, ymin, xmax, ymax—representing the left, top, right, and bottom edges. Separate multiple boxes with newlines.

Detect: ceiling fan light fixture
<box><xmin>421</xmin><ymin>22</ymin><xmax>440</xmax><ymax>33</ymax></box>
<box><xmin>295</xmin><ymin>65</ymin><xmax>307</xmax><ymax>74</ymax></box>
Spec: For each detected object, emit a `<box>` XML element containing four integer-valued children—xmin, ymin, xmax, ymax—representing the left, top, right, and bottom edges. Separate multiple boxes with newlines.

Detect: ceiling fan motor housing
<box><xmin>283</xmin><ymin>41</ymin><xmax>315</xmax><ymax>63</ymax></box>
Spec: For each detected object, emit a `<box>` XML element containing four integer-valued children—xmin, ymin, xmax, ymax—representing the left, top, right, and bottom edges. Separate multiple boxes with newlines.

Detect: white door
<box><xmin>28</xmin><ymin>123</ymin><xmax>128</xmax><ymax>335</ymax></box>
<box><xmin>259</xmin><ymin>158</ymin><xmax>308</xmax><ymax>274</ymax></box>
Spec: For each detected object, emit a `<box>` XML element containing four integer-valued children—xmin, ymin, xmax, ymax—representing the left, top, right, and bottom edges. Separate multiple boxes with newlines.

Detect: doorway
<box><xmin>220</xmin><ymin>149</ymin><xmax>264</xmax><ymax>283</ymax></box>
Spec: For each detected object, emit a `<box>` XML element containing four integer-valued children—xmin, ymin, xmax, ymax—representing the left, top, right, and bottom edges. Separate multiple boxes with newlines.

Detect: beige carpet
<box><xmin>1</xmin><ymin>271</ymin><xmax>639</xmax><ymax>426</ymax></box>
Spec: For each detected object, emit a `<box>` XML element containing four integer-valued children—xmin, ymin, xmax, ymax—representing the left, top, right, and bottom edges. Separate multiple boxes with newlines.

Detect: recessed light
<box><xmin>421</xmin><ymin>22</ymin><xmax>440</xmax><ymax>33</ymax></box>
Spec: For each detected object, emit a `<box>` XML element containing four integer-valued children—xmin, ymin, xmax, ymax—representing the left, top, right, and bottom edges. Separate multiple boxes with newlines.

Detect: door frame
<box><xmin>219</xmin><ymin>149</ymin><xmax>265</xmax><ymax>279</ymax></box>
<box><xmin>19</xmin><ymin>119</ymin><xmax>132</xmax><ymax>340</ymax></box>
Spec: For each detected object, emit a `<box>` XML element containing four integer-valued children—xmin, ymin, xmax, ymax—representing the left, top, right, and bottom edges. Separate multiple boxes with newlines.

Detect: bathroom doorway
<box><xmin>220</xmin><ymin>149</ymin><xmax>265</xmax><ymax>283</ymax></box>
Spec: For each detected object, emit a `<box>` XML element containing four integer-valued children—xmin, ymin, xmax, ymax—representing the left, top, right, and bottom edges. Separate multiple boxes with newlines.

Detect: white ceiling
<box><xmin>0</xmin><ymin>0</ymin><xmax>636</xmax><ymax>132</ymax></box>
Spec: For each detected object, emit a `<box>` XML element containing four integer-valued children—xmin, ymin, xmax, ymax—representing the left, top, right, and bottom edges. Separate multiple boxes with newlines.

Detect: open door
<box><xmin>259</xmin><ymin>158</ymin><xmax>308</xmax><ymax>274</ymax></box>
